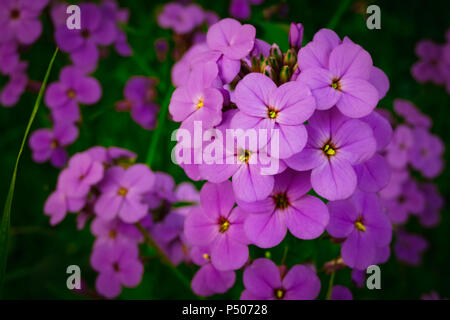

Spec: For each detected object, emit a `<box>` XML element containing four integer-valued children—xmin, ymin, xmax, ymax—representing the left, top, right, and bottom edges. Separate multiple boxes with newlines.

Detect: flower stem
<box><xmin>135</xmin><ymin>223</ymin><xmax>193</xmax><ymax>296</ymax></box>
<box><xmin>325</xmin><ymin>271</ymin><xmax>335</xmax><ymax>300</ymax></box>
<box><xmin>0</xmin><ymin>48</ymin><xmax>59</xmax><ymax>294</ymax></box>
<box><xmin>327</xmin><ymin>0</ymin><xmax>353</xmax><ymax>29</ymax></box>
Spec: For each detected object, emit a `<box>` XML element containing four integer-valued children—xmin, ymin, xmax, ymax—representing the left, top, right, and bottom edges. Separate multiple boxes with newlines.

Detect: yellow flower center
<box><xmin>267</xmin><ymin>107</ymin><xmax>279</xmax><ymax>119</ymax></box>
<box><xmin>331</xmin><ymin>78</ymin><xmax>341</xmax><ymax>91</ymax></box>
<box><xmin>50</xmin><ymin>140</ymin><xmax>58</xmax><ymax>149</ymax></box>
<box><xmin>238</xmin><ymin>149</ymin><xmax>251</xmax><ymax>164</ymax></box>
<box><xmin>323</xmin><ymin>143</ymin><xmax>337</xmax><ymax>157</ymax></box>
<box><xmin>202</xmin><ymin>253</ymin><xmax>210</xmax><ymax>260</ymax></box>
<box><xmin>218</xmin><ymin>217</ymin><xmax>231</xmax><ymax>233</ymax></box>
<box><xmin>67</xmin><ymin>89</ymin><xmax>76</xmax><ymax>99</ymax></box>
<box><xmin>196</xmin><ymin>97</ymin><xmax>204</xmax><ymax>109</ymax></box>
<box><xmin>274</xmin><ymin>288</ymin><xmax>285</xmax><ymax>299</ymax></box>
<box><xmin>355</xmin><ymin>220</ymin><xmax>366</xmax><ymax>232</ymax></box>
<box><xmin>117</xmin><ymin>187</ymin><xmax>128</xmax><ymax>196</ymax></box>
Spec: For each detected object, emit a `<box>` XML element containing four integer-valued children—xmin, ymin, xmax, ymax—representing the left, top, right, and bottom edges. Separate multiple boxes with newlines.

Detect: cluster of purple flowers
<box><xmin>54</xmin><ymin>0</ymin><xmax>132</xmax><ymax>73</ymax></box>
<box><xmin>43</xmin><ymin>145</ymin><xmax>204</xmax><ymax>298</ymax></box>
<box><xmin>0</xmin><ymin>0</ymin><xmax>49</xmax><ymax>107</ymax></box>
<box><xmin>167</xmin><ymin>18</ymin><xmax>446</xmax><ymax>299</ymax></box>
<box><xmin>411</xmin><ymin>29</ymin><xmax>450</xmax><ymax>93</ymax></box>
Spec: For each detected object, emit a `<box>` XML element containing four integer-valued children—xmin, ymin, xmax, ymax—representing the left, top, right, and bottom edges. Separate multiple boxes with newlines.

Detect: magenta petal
<box><xmin>119</xmin><ymin>260</ymin><xmax>143</xmax><ymax>287</ymax></box>
<box><xmin>94</xmin><ymin>193</ymin><xmax>123</xmax><ymax>221</ymax></box>
<box><xmin>234</xmin><ymin>73</ymin><xmax>276</xmax><ymax>117</ymax></box>
<box><xmin>184</xmin><ymin>207</ymin><xmax>218</xmax><ymax>246</ymax></box>
<box><xmin>355</xmin><ymin>154</ymin><xmax>391</xmax><ymax>193</ymax></box>
<box><xmin>329</xmin><ymin>43</ymin><xmax>373</xmax><ymax>80</ymax></box>
<box><xmin>232</xmin><ymin>164</ymin><xmax>274</xmax><ymax>202</ymax></box>
<box><xmin>75</xmin><ymin>77</ymin><xmax>102</xmax><ymax>105</ymax></box>
<box><xmin>369</xmin><ymin>66</ymin><xmax>389</xmax><ymax>99</ymax></box>
<box><xmin>243</xmin><ymin>258</ymin><xmax>282</xmax><ymax>298</ymax></box>
<box><xmin>200</xmin><ymin>181</ymin><xmax>235</xmax><ymax>219</ymax></box>
<box><xmin>282</xmin><ymin>265</ymin><xmax>321</xmax><ymax>300</ymax></box>
<box><xmin>96</xmin><ymin>272</ymin><xmax>122</xmax><ymax>299</ymax></box>
<box><xmin>211</xmin><ymin>235</ymin><xmax>248</xmax><ymax>271</ymax></box>
<box><xmin>297</xmin><ymin>68</ymin><xmax>340</xmax><ymax>110</ymax></box>
<box><xmin>286</xmin><ymin>195</ymin><xmax>329</xmax><ymax>240</ymax></box>
<box><xmin>311</xmin><ymin>158</ymin><xmax>357</xmax><ymax>201</ymax></box>
<box><xmin>333</xmin><ymin>119</ymin><xmax>376</xmax><ymax>165</ymax></box>
<box><xmin>285</xmin><ymin>146</ymin><xmax>324</xmax><ymax>171</ymax></box>
<box><xmin>326</xmin><ymin>199</ymin><xmax>358</xmax><ymax>238</ymax></box>
<box><xmin>244</xmin><ymin>211</ymin><xmax>286</xmax><ymax>248</ymax></box>
<box><xmin>341</xmin><ymin>230</ymin><xmax>376</xmax><ymax>270</ymax></box>
<box><xmin>337</xmin><ymin>78</ymin><xmax>379</xmax><ymax>118</ymax></box>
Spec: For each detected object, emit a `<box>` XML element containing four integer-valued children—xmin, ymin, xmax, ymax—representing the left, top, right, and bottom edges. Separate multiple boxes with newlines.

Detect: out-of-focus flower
<box><xmin>94</xmin><ymin>164</ymin><xmax>155</xmax><ymax>223</ymax></box>
<box><xmin>0</xmin><ymin>0</ymin><xmax>49</xmax><ymax>45</ymax></box>
<box><xmin>29</xmin><ymin>123</ymin><xmax>79</xmax><ymax>167</ymax></box>
<box><xmin>91</xmin><ymin>240</ymin><xmax>143</xmax><ymax>298</ymax></box>
<box><xmin>45</xmin><ymin>66</ymin><xmax>102</xmax><ymax>124</ymax></box>
<box><xmin>394</xmin><ymin>229</ymin><xmax>428</xmax><ymax>266</ymax></box>
<box><xmin>330</xmin><ymin>285</ymin><xmax>353</xmax><ymax>300</ymax></box>
<box><xmin>230</xmin><ymin>0</ymin><xmax>263</xmax><ymax>20</ymax></box>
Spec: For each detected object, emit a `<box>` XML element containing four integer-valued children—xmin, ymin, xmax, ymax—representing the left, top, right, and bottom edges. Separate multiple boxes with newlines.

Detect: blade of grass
<box><xmin>0</xmin><ymin>48</ymin><xmax>59</xmax><ymax>293</ymax></box>
<box><xmin>327</xmin><ymin>0</ymin><xmax>353</xmax><ymax>29</ymax></box>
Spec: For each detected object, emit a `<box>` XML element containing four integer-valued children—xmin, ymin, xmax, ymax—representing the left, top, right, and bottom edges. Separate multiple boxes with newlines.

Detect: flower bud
<box><xmin>289</xmin><ymin>22</ymin><xmax>304</xmax><ymax>50</ymax></box>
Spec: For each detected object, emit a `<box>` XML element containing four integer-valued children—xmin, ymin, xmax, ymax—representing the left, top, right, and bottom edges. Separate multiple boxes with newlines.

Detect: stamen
<box><xmin>273</xmin><ymin>193</ymin><xmax>289</xmax><ymax>210</ymax></box>
<box><xmin>218</xmin><ymin>217</ymin><xmax>231</xmax><ymax>233</ymax></box>
<box><xmin>67</xmin><ymin>89</ymin><xmax>76</xmax><ymax>99</ymax></box>
<box><xmin>238</xmin><ymin>150</ymin><xmax>251</xmax><ymax>164</ymax></box>
<box><xmin>202</xmin><ymin>253</ymin><xmax>210</xmax><ymax>260</ymax></box>
<box><xmin>355</xmin><ymin>218</ymin><xmax>366</xmax><ymax>232</ymax></box>
<box><xmin>330</xmin><ymin>78</ymin><xmax>341</xmax><ymax>91</ymax></box>
<box><xmin>274</xmin><ymin>288</ymin><xmax>285</xmax><ymax>299</ymax></box>
<box><xmin>117</xmin><ymin>187</ymin><xmax>128</xmax><ymax>196</ymax></box>
<box><xmin>196</xmin><ymin>97</ymin><xmax>204</xmax><ymax>109</ymax></box>
<box><xmin>267</xmin><ymin>107</ymin><xmax>279</xmax><ymax>119</ymax></box>
<box><xmin>322</xmin><ymin>143</ymin><xmax>337</xmax><ymax>157</ymax></box>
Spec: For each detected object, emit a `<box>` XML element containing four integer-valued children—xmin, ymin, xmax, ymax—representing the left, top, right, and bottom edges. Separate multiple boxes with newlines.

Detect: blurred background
<box><xmin>1</xmin><ymin>0</ymin><xmax>449</xmax><ymax>299</ymax></box>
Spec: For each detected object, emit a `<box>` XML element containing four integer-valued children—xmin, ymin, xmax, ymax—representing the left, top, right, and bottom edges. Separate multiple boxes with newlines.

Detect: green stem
<box><xmin>135</xmin><ymin>223</ymin><xmax>194</xmax><ymax>296</ymax></box>
<box><xmin>326</xmin><ymin>271</ymin><xmax>336</xmax><ymax>300</ymax></box>
<box><xmin>327</xmin><ymin>0</ymin><xmax>353</xmax><ymax>29</ymax></box>
<box><xmin>0</xmin><ymin>48</ymin><xmax>59</xmax><ymax>293</ymax></box>
<box><xmin>145</xmin><ymin>87</ymin><xmax>173</xmax><ymax>167</ymax></box>
<box><xmin>280</xmin><ymin>246</ymin><xmax>289</xmax><ymax>265</ymax></box>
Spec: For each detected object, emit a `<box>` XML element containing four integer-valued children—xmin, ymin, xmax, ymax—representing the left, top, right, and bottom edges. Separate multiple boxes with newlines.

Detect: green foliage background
<box><xmin>1</xmin><ymin>0</ymin><xmax>449</xmax><ymax>299</ymax></box>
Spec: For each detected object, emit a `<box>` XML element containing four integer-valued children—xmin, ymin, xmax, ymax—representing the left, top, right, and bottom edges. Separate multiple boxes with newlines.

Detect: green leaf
<box><xmin>0</xmin><ymin>48</ymin><xmax>59</xmax><ymax>293</ymax></box>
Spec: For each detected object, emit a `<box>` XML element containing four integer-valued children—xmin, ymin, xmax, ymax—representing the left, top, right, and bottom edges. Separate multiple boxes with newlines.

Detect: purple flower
<box><xmin>289</xmin><ymin>23</ymin><xmax>304</xmax><ymax>50</ymax></box>
<box><xmin>29</xmin><ymin>123</ymin><xmax>79</xmax><ymax>167</ymax></box>
<box><xmin>393</xmin><ymin>99</ymin><xmax>431</xmax><ymax>128</ymax></box>
<box><xmin>381</xmin><ymin>179</ymin><xmax>425</xmax><ymax>224</ymax></box>
<box><xmin>385</xmin><ymin>125</ymin><xmax>413</xmax><ymax>169</ymax></box>
<box><xmin>409</xmin><ymin>127</ymin><xmax>444</xmax><ymax>178</ymax></box>
<box><xmin>94</xmin><ymin>164</ymin><xmax>155</xmax><ymax>223</ymax></box>
<box><xmin>286</xmin><ymin>109</ymin><xmax>376</xmax><ymax>200</ymax></box>
<box><xmin>190</xmin><ymin>246</ymin><xmax>235</xmax><ymax>297</ymax></box>
<box><xmin>241</xmin><ymin>258</ymin><xmax>320</xmax><ymax>300</ymax></box>
<box><xmin>207</xmin><ymin>18</ymin><xmax>256</xmax><ymax>60</ymax></box>
<box><xmin>91</xmin><ymin>216</ymin><xmax>143</xmax><ymax>248</ymax></box>
<box><xmin>238</xmin><ymin>169</ymin><xmax>329</xmax><ymax>248</ymax></box>
<box><xmin>101</xmin><ymin>0</ymin><xmax>132</xmax><ymax>56</ymax></box>
<box><xmin>330</xmin><ymin>285</ymin><xmax>353</xmax><ymax>300</ymax></box>
<box><xmin>1</xmin><ymin>61</ymin><xmax>27</xmax><ymax>107</ymax></box>
<box><xmin>143</xmin><ymin>172</ymin><xmax>176</xmax><ymax>210</ymax></box>
<box><xmin>0</xmin><ymin>41</ymin><xmax>19</xmax><ymax>75</ymax></box>
<box><xmin>417</xmin><ymin>183</ymin><xmax>443</xmax><ymax>228</ymax></box>
<box><xmin>91</xmin><ymin>240</ymin><xmax>143</xmax><ymax>298</ymax></box>
<box><xmin>171</xmin><ymin>43</ymin><xmax>210</xmax><ymax>87</ymax></box>
<box><xmin>117</xmin><ymin>76</ymin><xmax>159</xmax><ymax>130</ymax></box>
<box><xmin>232</xmin><ymin>73</ymin><xmax>316</xmax><ymax>159</ymax></box>
<box><xmin>298</xmin><ymin>41</ymin><xmax>379</xmax><ymax>118</ymax></box>
<box><xmin>58</xmin><ymin>152</ymin><xmax>104</xmax><ymax>197</ymax></box>
<box><xmin>151</xmin><ymin>212</ymin><xmax>190</xmax><ymax>265</ymax></box>
<box><xmin>55</xmin><ymin>3</ymin><xmax>117</xmax><ymax>71</ymax></box>
<box><xmin>0</xmin><ymin>0</ymin><xmax>48</xmax><ymax>45</ymax></box>
<box><xmin>327</xmin><ymin>190</ymin><xmax>392</xmax><ymax>270</ymax></box>
<box><xmin>85</xmin><ymin>146</ymin><xmax>137</xmax><ymax>166</ymax></box>
<box><xmin>158</xmin><ymin>3</ymin><xmax>204</xmax><ymax>35</ymax></box>
<box><xmin>229</xmin><ymin>0</ymin><xmax>262</xmax><ymax>20</ymax></box>
<box><xmin>45</xmin><ymin>66</ymin><xmax>102</xmax><ymax>124</ymax></box>
<box><xmin>411</xmin><ymin>40</ymin><xmax>445</xmax><ymax>84</ymax></box>
<box><xmin>394</xmin><ymin>229</ymin><xmax>428</xmax><ymax>266</ymax></box>
<box><xmin>184</xmin><ymin>181</ymin><xmax>250</xmax><ymax>271</ymax></box>
<box><xmin>169</xmin><ymin>61</ymin><xmax>223</xmax><ymax>130</ymax></box>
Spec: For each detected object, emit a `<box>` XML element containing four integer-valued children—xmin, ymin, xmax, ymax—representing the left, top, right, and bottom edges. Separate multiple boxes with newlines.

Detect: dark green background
<box><xmin>1</xmin><ymin>0</ymin><xmax>449</xmax><ymax>299</ymax></box>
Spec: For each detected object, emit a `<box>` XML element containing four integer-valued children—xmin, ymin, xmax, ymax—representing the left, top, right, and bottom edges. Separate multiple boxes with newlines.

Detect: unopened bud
<box><xmin>289</xmin><ymin>22</ymin><xmax>304</xmax><ymax>50</ymax></box>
